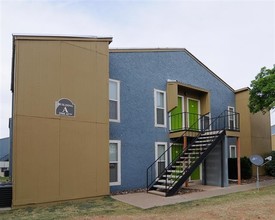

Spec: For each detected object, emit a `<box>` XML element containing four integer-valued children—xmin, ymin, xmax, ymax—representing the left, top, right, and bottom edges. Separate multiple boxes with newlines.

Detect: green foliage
<box><xmin>249</xmin><ymin>65</ymin><xmax>275</xmax><ymax>114</ymax></box>
<box><xmin>241</xmin><ymin>157</ymin><xmax>252</xmax><ymax>179</ymax></box>
<box><xmin>228</xmin><ymin>157</ymin><xmax>252</xmax><ymax>180</ymax></box>
<box><xmin>265</xmin><ymin>151</ymin><xmax>275</xmax><ymax>177</ymax></box>
<box><xmin>0</xmin><ymin>176</ymin><xmax>10</xmax><ymax>183</ymax></box>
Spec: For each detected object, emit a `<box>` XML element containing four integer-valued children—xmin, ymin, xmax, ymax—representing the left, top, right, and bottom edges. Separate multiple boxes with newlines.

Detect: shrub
<box><xmin>228</xmin><ymin>157</ymin><xmax>252</xmax><ymax>180</ymax></box>
<box><xmin>228</xmin><ymin>158</ymin><xmax>237</xmax><ymax>179</ymax></box>
<box><xmin>241</xmin><ymin>157</ymin><xmax>252</xmax><ymax>179</ymax></box>
<box><xmin>265</xmin><ymin>151</ymin><xmax>275</xmax><ymax>177</ymax></box>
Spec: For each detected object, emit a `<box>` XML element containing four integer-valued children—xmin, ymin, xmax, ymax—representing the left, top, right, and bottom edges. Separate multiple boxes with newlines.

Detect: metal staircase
<box><xmin>146</xmin><ymin>110</ymin><xmax>239</xmax><ymax>197</ymax></box>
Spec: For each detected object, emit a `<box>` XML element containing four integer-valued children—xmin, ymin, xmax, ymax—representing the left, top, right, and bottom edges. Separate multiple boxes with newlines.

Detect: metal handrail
<box><xmin>146</xmin><ymin>110</ymin><xmax>240</xmax><ymax>192</ymax></box>
<box><xmin>146</xmin><ymin>112</ymin><xmax>210</xmax><ymax>190</ymax></box>
<box><xmin>164</xmin><ymin>110</ymin><xmax>239</xmax><ymax>191</ymax></box>
<box><xmin>169</xmin><ymin>112</ymin><xmax>203</xmax><ymax>132</ymax></box>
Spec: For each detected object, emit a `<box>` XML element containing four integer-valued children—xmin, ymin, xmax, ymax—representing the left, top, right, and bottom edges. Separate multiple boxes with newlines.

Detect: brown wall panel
<box><xmin>251</xmin><ymin>112</ymin><xmax>271</xmax><ymax>156</ymax></box>
<box><xmin>166</xmin><ymin>83</ymin><xmax>178</xmax><ymax>112</ymax></box>
<box><xmin>13</xmin><ymin>116</ymin><xmax>60</xmax><ymax>206</ymax></box>
<box><xmin>59</xmin><ymin>120</ymin><xmax>97</xmax><ymax>199</ymax></box>
<box><xmin>95</xmin><ymin>123</ymin><xmax>110</xmax><ymax>195</ymax></box>
<box><xmin>16</xmin><ymin>41</ymin><xmax>61</xmax><ymax>118</ymax></box>
<box><xmin>235</xmin><ymin>90</ymin><xmax>252</xmax><ymax>156</ymax></box>
<box><xmin>60</xmin><ymin>42</ymin><xmax>96</xmax><ymax>122</ymax></box>
<box><xmin>236</xmin><ymin>89</ymin><xmax>272</xmax><ymax>171</ymax></box>
<box><xmin>95</xmin><ymin>52</ymin><xmax>109</xmax><ymax>123</ymax></box>
<box><xmin>272</xmin><ymin>135</ymin><xmax>275</xmax><ymax>151</ymax></box>
<box><xmin>13</xmin><ymin>37</ymin><xmax>110</xmax><ymax>206</ymax></box>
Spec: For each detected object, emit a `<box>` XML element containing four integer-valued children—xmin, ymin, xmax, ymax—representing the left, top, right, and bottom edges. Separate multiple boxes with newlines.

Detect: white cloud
<box><xmin>0</xmin><ymin>0</ymin><xmax>274</xmax><ymax>137</ymax></box>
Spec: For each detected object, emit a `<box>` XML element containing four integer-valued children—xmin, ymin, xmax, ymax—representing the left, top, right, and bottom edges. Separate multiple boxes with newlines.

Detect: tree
<box><xmin>249</xmin><ymin>65</ymin><xmax>275</xmax><ymax>114</ymax></box>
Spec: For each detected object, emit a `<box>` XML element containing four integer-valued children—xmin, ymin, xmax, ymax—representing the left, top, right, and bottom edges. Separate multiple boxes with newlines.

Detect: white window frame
<box><xmin>229</xmin><ymin>145</ymin><xmax>237</xmax><ymax>158</ymax></box>
<box><xmin>154</xmin><ymin>89</ymin><xmax>167</xmax><ymax>128</ymax></box>
<box><xmin>155</xmin><ymin>142</ymin><xmax>168</xmax><ymax>177</ymax></box>
<box><xmin>202</xmin><ymin>112</ymin><xmax>211</xmax><ymax>131</ymax></box>
<box><xmin>228</xmin><ymin>106</ymin><xmax>235</xmax><ymax>129</ymax></box>
<box><xmin>109</xmin><ymin>140</ymin><xmax>121</xmax><ymax>186</ymax></box>
<box><xmin>109</xmin><ymin>79</ymin><xmax>120</xmax><ymax>122</ymax></box>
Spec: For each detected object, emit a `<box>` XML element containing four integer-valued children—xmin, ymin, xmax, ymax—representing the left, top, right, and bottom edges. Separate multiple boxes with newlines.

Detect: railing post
<box><xmin>237</xmin><ymin>137</ymin><xmax>241</xmax><ymax>185</ymax></box>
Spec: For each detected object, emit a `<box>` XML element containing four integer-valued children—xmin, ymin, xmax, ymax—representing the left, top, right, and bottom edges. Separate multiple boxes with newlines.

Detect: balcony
<box><xmin>169</xmin><ymin>110</ymin><xmax>240</xmax><ymax>138</ymax></box>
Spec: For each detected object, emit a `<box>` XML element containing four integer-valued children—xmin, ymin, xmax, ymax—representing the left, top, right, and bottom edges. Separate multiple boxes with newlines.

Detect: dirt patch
<box><xmin>111</xmin><ymin>188</ymin><xmax>146</xmax><ymax>196</ymax></box>
<box><xmin>229</xmin><ymin>175</ymin><xmax>275</xmax><ymax>185</ymax></box>
<box><xmin>241</xmin><ymin>175</ymin><xmax>275</xmax><ymax>184</ymax></box>
<box><xmin>177</xmin><ymin>187</ymin><xmax>204</xmax><ymax>195</ymax></box>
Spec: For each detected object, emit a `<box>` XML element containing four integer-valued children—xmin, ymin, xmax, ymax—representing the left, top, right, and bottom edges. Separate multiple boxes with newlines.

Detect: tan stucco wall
<box><xmin>236</xmin><ymin>89</ymin><xmax>272</xmax><ymax>175</ymax></box>
<box><xmin>12</xmin><ymin>38</ymin><xmax>111</xmax><ymax>206</ymax></box>
<box><xmin>272</xmin><ymin>135</ymin><xmax>275</xmax><ymax>151</ymax></box>
<box><xmin>250</xmin><ymin>112</ymin><xmax>271</xmax><ymax>156</ymax></box>
<box><xmin>166</xmin><ymin>82</ymin><xmax>210</xmax><ymax>115</ymax></box>
<box><xmin>235</xmin><ymin>89</ymin><xmax>252</xmax><ymax>156</ymax></box>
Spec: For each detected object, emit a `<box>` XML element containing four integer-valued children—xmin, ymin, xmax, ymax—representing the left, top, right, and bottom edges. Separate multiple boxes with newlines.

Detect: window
<box><xmin>109</xmin><ymin>140</ymin><xmax>121</xmax><ymax>186</ymax></box>
<box><xmin>229</xmin><ymin>145</ymin><xmax>237</xmax><ymax>158</ymax></box>
<box><xmin>155</xmin><ymin>142</ymin><xmax>168</xmax><ymax>176</ymax></box>
<box><xmin>154</xmin><ymin>89</ymin><xmax>167</xmax><ymax>127</ymax></box>
<box><xmin>109</xmin><ymin>79</ymin><xmax>120</xmax><ymax>122</ymax></box>
<box><xmin>228</xmin><ymin>106</ymin><xmax>235</xmax><ymax>129</ymax></box>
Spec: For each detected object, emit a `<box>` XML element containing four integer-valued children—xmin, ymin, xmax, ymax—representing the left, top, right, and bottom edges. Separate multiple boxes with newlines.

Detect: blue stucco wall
<box><xmin>0</xmin><ymin>137</ymin><xmax>10</xmax><ymax>160</ymax></box>
<box><xmin>272</xmin><ymin>125</ymin><xmax>275</xmax><ymax>135</ymax></box>
<box><xmin>109</xmin><ymin>50</ymin><xmax>236</xmax><ymax>191</ymax></box>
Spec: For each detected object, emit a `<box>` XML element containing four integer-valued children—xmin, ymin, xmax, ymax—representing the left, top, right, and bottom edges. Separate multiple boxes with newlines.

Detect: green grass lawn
<box><xmin>0</xmin><ymin>176</ymin><xmax>10</xmax><ymax>183</ymax></box>
<box><xmin>0</xmin><ymin>185</ymin><xmax>275</xmax><ymax>220</ymax></box>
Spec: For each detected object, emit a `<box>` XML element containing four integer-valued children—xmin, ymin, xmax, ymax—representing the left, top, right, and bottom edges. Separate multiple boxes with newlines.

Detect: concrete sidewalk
<box><xmin>111</xmin><ymin>179</ymin><xmax>275</xmax><ymax>209</ymax></box>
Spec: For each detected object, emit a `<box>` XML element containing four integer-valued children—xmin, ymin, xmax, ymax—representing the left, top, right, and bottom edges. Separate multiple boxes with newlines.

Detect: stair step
<box><xmin>198</xmin><ymin>136</ymin><xmax>216</xmax><ymax>139</ymax></box>
<box><xmin>185</xmin><ymin>152</ymin><xmax>202</xmax><ymax>155</ymax></box>
<box><xmin>167</xmin><ymin>169</ymin><xmax>183</xmax><ymax>173</ymax></box>
<box><xmin>180</xmin><ymin>156</ymin><xmax>196</xmax><ymax>159</ymax></box>
<box><xmin>172</xmin><ymin>164</ymin><xmax>185</xmax><ymax>167</ymax></box>
<box><xmin>147</xmin><ymin>129</ymin><xmax>224</xmax><ymax>197</ymax></box>
<box><xmin>192</xmin><ymin>144</ymin><xmax>208</xmax><ymax>147</ymax></box>
<box><xmin>202</xmin><ymin>131</ymin><xmax>222</xmax><ymax>135</ymax></box>
<box><xmin>163</xmin><ymin>174</ymin><xmax>183</xmax><ymax>178</ymax></box>
<box><xmin>148</xmin><ymin>190</ymin><xmax>166</xmax><ymax>197</ymax></box>
<box><xmin>195</xmin><ymin>139</ymin><xmax>213</xmax><ymax>143</ymax></box>
<box><xmin>157</xmin><ymin>179</ymin><xmax>174</xmax><ymax>184</ymax></box>
<box><xmin>153</xmin><ymin>184</ymin><xmax>171</xmax><ymax>190</ymax></box>
<box><xmin>176</xmin><ymin>160</ymin><xmax>189</xmax><ymax>164</ymax></box>
<box><xmin>191</xmin><ymin>146</ymin><xmax>208</xmax><ymax>149</ymax></box>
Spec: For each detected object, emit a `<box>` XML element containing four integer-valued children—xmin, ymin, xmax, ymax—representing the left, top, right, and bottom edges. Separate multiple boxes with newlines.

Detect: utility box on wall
<box><xmin>11</xmin><ymin>35</ymin><xmax>112</xmax><ymax>206</ymax></box>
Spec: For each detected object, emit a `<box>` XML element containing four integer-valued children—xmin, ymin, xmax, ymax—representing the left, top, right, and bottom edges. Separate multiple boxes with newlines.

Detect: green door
<box><xmin>171</xmin><ymin>97</ymin><xmax>183</xmax><ymax>131</ymax></box>
<box><xmin>191</xmin><ymin>166</ymin><xmax>201</xmax><ymax>180</ymax></box>
<box><xmin>188</xmin><ymin>99</ymin><xmax>199</xmax><ymax>130</ymax></box>
<box><xmin>171</xmin><ymin>144</ymin><xmax>182</xmax><ymax>161</ymax></box>
<box><xmin>171</xmin><ymin>144</ymin><xmax>183</xmax><ymax>179</ymax></box>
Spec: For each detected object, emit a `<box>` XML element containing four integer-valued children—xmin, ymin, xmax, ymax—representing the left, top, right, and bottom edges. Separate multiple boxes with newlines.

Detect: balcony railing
<box><xmin>169</xmin><ymin>112</ymin><xmax>211</xmax><ymax>132</ymax></box>
<box><xmin>169</xmin><ymin>111</ymin><xmax>240</xmax><ymax>132</ymax></box>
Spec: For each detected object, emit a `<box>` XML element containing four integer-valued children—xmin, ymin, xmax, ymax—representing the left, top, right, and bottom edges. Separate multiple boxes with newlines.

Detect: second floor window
<box><xmin>109</xmin><ymin>79</ymin><xmax>120</xmax><ymax>122</ymax></box>
<box><xmin>154</xmin><ymin>89</ymin><xmax>166</xmax><ymax>127</ymax></box>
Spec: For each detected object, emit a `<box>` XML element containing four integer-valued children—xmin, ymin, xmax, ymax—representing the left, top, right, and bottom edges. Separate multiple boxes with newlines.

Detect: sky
<box><xmin>0</xmin><ymin>0</ymin><xmax>274</xmax><ymax>138</ymax></box>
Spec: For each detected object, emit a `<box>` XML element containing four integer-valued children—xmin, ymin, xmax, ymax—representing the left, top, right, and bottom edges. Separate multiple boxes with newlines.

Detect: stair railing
<box><xmin>169</xmin><ymin>112</ymin><xmax>202</xmax><ymax>132</ymax></box>
<box><xmin>162</xmin><ymin>111</ymin><xmax>231</xmax><ymax>192</ymax></box>
<box><xmin>146</xmin><ymin>109</ymin><xmax>240</xmax><ymax>192</ymax></box>
<box><xmin>146</xmin><ymin>112</ymin><xmax>210</xmax><ymax>191</ymax></box>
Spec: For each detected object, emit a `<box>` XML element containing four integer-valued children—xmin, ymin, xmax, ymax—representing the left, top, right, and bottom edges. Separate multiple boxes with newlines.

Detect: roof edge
<box><xmin>110</xmin><ymin>48</ymin><xmax>186</xmax><ymax>53</ymax></box>
<box><xmin>13</xmin><ymin>34</ymin><xmax>113</xmax><ymax>42</ymax></box>
<box><xmin>235</xmin><ymin>87</ymin><xmax>250</xmax><ymax>93</ymax></box>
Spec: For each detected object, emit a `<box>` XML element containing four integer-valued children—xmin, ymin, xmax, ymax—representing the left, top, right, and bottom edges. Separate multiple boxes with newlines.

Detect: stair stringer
<box><xmin>165</xmin><ymin>130</ymin><xmax>226</xmax><ymax>196</ymax></box>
